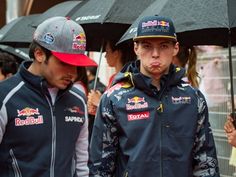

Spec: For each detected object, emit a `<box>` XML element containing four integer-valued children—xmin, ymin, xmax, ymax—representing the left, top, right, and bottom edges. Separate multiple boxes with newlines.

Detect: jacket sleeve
<box><xmin>88</xmin><ymin>93</ymin><xmax>118</xmax><ymax>177</ymax></box>
<box><xmin>0</xmin><ymin>105</ymin><xmax>8</xmax><ymax>144</ymax></box>
<box><xmin>75</xmin><ymin>106</ymin><xmax>89</xmax><ymax>177</ymax></box>
<box><xmin>192</xmin><ymin>90</ymin><xmax>220</xmax><ymax>177</ymax></box>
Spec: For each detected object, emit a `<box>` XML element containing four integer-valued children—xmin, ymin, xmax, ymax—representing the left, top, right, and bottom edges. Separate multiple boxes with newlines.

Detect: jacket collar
<box><xmin>113</xmin><ymin>60</ymin><xmax>186</xmax><ymax>97</ymax></box>
<box><xmin>19</xmin><ymin>61</ymin><xmax>72</xmax><ymax>95</ymax></box>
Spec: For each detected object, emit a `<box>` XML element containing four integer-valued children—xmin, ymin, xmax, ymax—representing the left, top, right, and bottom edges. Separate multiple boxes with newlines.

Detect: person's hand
<box><xmin>224</xmin><ymin>115</ymin><xmax>235</xmax><ymax>133</ymax></box>
<box><xmin>87</xmin><ymin>90</ymin><xmax>102</xmax><ymax>115</ymax></box>
<box><xmin>226</xmin><ymin>131</ymin><xmax>236</xmax><ymax>147</ymax></box>
<box><xmin>224</xmin><ymin>115</ymin><xmax>236</xmax><ymax>147</ymax></box>
<box><xmin>87</xmin><ymin>102</ymin><xmax>97</xmax><ymax>115</ymax></box>
<box><xmin>88</xmin><ymin>90</ymin><xmax>102</xmax><ymax>107</ymax></box>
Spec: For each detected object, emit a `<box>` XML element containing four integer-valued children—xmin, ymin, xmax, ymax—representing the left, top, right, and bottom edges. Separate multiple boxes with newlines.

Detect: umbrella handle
<box><xmin>93</xmin><ymin>39</ymin><xmax>104</xmax><ymax>90</ymax></box>
<box><xmin>228</xmin><ymin>29</ymin><xmax>236</xmax><ymax>128</ymax></box>
<box><xmin>230</xmin><ymin>112</ymin><xmax>236</xmax><ymax>128</ymax></box>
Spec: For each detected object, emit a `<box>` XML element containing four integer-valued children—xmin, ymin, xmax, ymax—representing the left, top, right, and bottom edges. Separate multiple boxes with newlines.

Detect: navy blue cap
<box><xmin>133</xmin><ymin>15</ymin><xmax>177</xmax><ymax>41</ymax></box>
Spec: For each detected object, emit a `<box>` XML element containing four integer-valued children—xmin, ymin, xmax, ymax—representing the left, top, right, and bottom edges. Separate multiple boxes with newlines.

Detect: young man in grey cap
<box><xmin>0</xmin><ymin>16</ymin><xmax>97</xmax><ymax>177</ymax></box>
<box><xmin>89</xmin><ymin>15</ymin><xmax>220</xmax><ymax>177</ymax></box>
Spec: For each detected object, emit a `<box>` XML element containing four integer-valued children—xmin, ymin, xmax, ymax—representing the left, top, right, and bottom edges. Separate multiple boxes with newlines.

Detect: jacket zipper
<box><xmin>10</xmin><ymin>149</ymin><xmax>22</xmax><ymax>177</ymax></box>
<box><xmin>157</xmin><ymin>71</ymin><xmax>171</xmax><ymax>177</ymax></box>
<box><xmin>158</xmin><ymin>102</ymin><xmax>163</xmax><ymax>177</ymax></box>
<box><xmin>45</xmin><ymin>95</ymin><xmax>56</xmax><ymax>177</ymax></box>
<box><xmin>50</xmin><ymin>107</ymin><xmax>56</xmax><ymax>177</ymax></box>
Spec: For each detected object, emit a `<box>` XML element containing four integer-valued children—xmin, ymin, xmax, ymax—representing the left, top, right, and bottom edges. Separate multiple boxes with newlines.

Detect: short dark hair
<box><xmin>86</xmin><ymin>66</ymin><xmax>97</xmax><ymax>76</ymax></box>
<box><xmin>0</xmin><ymin>52</ymin><xmax>19</xmax><ymax>76</ymax></box>
<box><xmin>29</xmin><ymin>40</ymin><xmax>52</xmax><ymax>60</ymax></box>
<box><xmin>105</xmin><ymin>39</ymin><xmax>136</xmax><ymax>66</ymax></box>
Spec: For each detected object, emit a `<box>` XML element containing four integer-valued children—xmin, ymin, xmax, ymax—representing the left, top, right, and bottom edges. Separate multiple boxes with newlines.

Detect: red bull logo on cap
<box><xmin>142</xmin><ymin>20</ymin><xmax>158</xmax><ymax>28</ymax></box>
<box><xmin>72</xmin><ymin>33</ymin><xmax>86</xmax><ymax>50</ymax></box>
<box><xmin>157</xmin><ymin>20</ymin><xmax>169</xmax><ymax>27</ymax></box>
<box><xmin>142</xmin><ymin>20</ymin><xmax>170</xmax><ymax>28</ymax></box>
<box><xmin>73</xmin><ymin>33</ymin><xmax>86</xmax><ymax>43</ymax></box>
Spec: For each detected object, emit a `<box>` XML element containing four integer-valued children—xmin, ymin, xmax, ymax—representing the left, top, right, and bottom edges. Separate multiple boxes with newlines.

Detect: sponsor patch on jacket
<box><xmin>127</xmin><ymin>111</ymin><xmax>150</xmax><ymax>121</ymax></box>
<box><xmin>64</xmin><ymin>106</ymin><xmax>85</xmax><ymax>123</ymax></box>
<box><xmin>17</xmin><ymin>107</ymin><xmax>40</xmax><ymax>117</ymax></box>
<box><xmin>15</xmin><ymin>116</ymin><xmax>43</xmax><ymax>126</ymax></box>
<box><xmin>172</xmin><ymin>96</ymin><xmax>191</xmax><ymax>104</ymax></box>
<box><xmin>126</xmin><ymin>96</ymin><xmax>148</xmax><ymax>110</ymax></box>
<box><xmin>107</xmin><ymin>82</ymin><xmax>131</xmax><ymax>97</ymax></box>
<box><xmin>64</xmin><ymin>106</ymin><xmax>84</xmax><ymax>114</ymax></box>
<box><xmin>15</xmin><ymin>107</ymin><xmax>43</xmax><ymax>126</ymax></box>
<box><xmin>65</xmin><ymin>116</ymin><xmax>84</xmax><ymax>123</ymax></box>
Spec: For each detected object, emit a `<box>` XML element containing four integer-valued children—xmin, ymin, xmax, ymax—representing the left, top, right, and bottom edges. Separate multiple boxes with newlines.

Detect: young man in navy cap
<box><xmin>89</xmin><ymin>15</ymin><xmax>220</xmax><ymax>177</ymax></box>
<box><xmin>0</xmin><ymin>16</ymin><xmax>97</xmax><ymax>177</ymax></box>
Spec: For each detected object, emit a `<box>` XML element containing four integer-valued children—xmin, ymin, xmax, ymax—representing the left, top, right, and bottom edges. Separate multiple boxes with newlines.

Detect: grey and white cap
<box><xmin>33</xmin><ymin>16</ymin><xmax>97</xmax><ymax>66</ymax></box>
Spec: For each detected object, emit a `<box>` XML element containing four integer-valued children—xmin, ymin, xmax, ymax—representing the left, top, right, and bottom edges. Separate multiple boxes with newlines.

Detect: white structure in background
<box><xmin>89</xmin><ymin>52</ymin><xmax>115</xmax><ymax>86</ymax></box>
<box><xmin>6</xmin><ymin>0</ymin><xmax>33</xmax><ymax>23</ymax></box>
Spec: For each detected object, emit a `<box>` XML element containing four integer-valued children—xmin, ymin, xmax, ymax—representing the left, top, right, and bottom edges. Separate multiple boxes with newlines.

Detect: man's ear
<box><xmin>134</xmin><ymin>42</ymin><xmax>139</xmax><ymax>55</ymax></box>
<box><xmin>173</xmin><ymin>42</ymin><xmax>179</xmax><ymax>56</ymax></box>
<box><xmin>34</xmin><ymin>48</ymin><xmax>46</xmax><ymax>62</ymax></box>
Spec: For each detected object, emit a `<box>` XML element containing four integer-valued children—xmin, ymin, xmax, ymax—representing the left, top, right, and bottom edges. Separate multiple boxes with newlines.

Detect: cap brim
<box><xmin>52</xmin><ymin>51</ymin><xmax>97</xmax><ymax>66</ymax></box>
<box><xmin>133</xmin><ymin>35</ymin><xmax>177</xmax><ymax>42</ymax></box>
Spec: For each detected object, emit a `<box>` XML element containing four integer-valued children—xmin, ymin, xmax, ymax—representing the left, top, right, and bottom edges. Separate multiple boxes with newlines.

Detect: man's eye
<box><xmin>143</xmin><ymin>44</ymin><xmax>151</xmax><ymax>49</ymax></box>
<box><xmin>160</xmin><ymin>44</ymin><xmax>169</xmax><ymax>49</ymax></box>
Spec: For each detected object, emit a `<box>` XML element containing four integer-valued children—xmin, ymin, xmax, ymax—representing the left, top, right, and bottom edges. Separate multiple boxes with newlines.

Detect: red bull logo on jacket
<box><xmin>15</xmin><ymin>116</ymin><xmax>43</xmax><ymax>126</ymax></box>
<box><xmin>126</xmin><ymin>96</ymin><xmax>148</xmax><ymax>110</ymax></box>
<box><xmin>15</xmin><ymin>107</ymin><xmax>43</xmax><ymax>126</ymax></box>
<box><xmin>17</xmin><ymin>107</ymin><xmax>40</xmax><ymax>117</ymax></box>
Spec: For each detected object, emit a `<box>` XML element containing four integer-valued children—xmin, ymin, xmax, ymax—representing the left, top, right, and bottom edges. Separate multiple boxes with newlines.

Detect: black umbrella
<box><xmin>118</xmin><ymin>0</ymin><xmax>236</xmax><ymax>115</ymax></box>
<box><xmin>0</xmin><ymin>45</ymin><xmax>30</xmax><ymax>63</ymax></box>
<box><xmin>0</xmin><ymin>14</ymin><xmax>39</xmax><ymax>48</ymax></box>
<box><xmin>70</xmin><ymin>0</ymin><xmax>155</xmax><ymax>51</ymax></box>
<box><xmin>70</xmin><ymin>0</ymin><xmax>156</xmax><ymax>88</ymax></box>
<box><xmin>31</xmin><ymin>1</ymin><xmax>83</xmax><ymax>27</ymax></box>
<box><xmin>32</xmin><ymin>0</ymin><xmax>155</xmax><ymax>51</ymax></box>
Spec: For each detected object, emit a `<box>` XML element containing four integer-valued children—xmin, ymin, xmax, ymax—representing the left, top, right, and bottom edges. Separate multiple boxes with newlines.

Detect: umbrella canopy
<box><xmin>118</xmin><ymin>0</ymin><xmax>236</xmax><ymax>46</ymax></box>
<box><xmin>71</xmin><ymin>0</ymin><xmax>155</xmax><ymax>51</ymax></box>
<box><xmin>0</xmin><ymin>44</ymin><xmax>30</xmax><ymax>63</ymax></box>
<box><xmin>118</xmin><ymin>0</ymin><xmax>236</xmax><ymax>113</ymax></box>
<box><xmin>0</xmin><ymin>14</ymin><xmax>39</xmax><ymax>48</ymax></box>
<box><xmin>31</xmin><ymin>1</ymin><xmax>83</xmax><ymax>27</ymax></box>
<box><xmin>32</xmin><ymin>0</ymin><xmax>155</xmax><ymax>51</ymax></box>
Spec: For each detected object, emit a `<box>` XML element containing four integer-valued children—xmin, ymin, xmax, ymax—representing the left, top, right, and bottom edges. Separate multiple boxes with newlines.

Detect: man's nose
<box><xmin>152</xmin><ymin>47</ymin><xmax>160</xmax><ymax>57</ymax></box>
<box><xmin>66</xmin><ymin>66</ymin><xmax>77</xmax><ymax>75</ymax></box>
